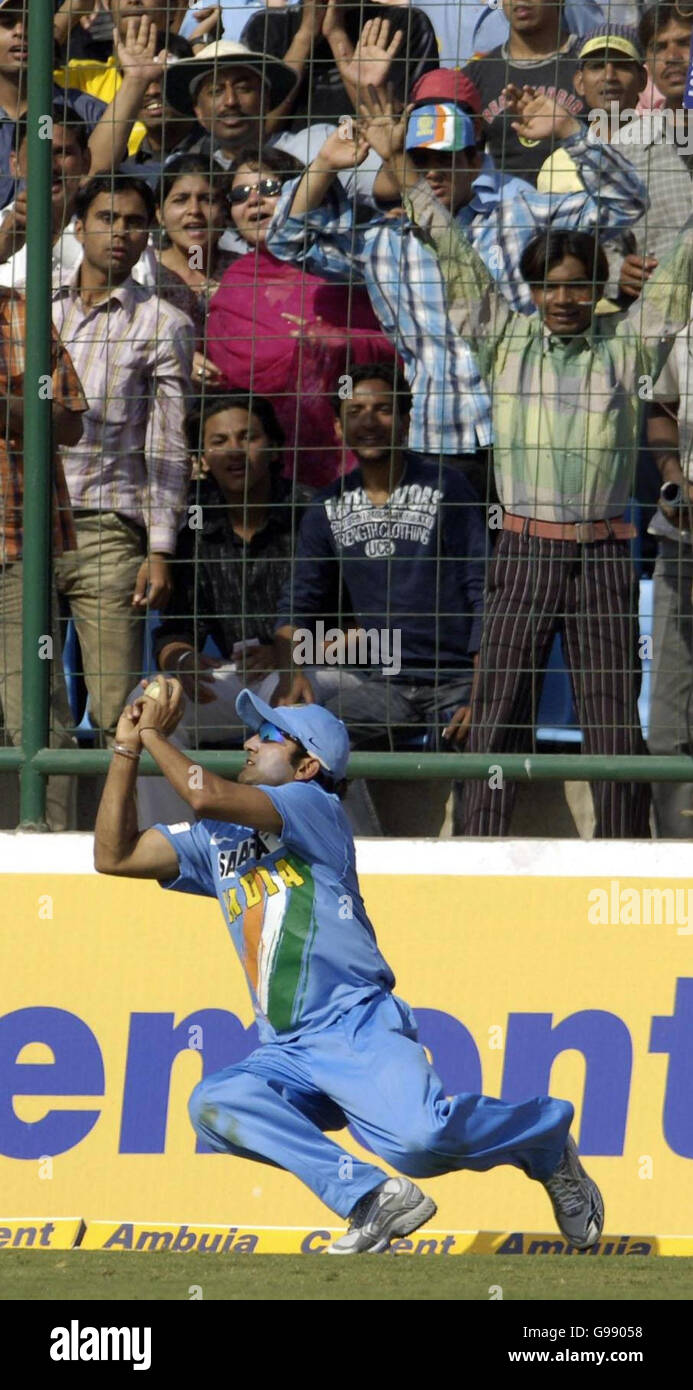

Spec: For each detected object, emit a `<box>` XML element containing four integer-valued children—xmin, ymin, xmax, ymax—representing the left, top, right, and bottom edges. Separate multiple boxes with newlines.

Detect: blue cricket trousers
<box><xmin>189</xmin><ymin>991</ymin><xmax>574</xmax><ymax>1218</ymax></box>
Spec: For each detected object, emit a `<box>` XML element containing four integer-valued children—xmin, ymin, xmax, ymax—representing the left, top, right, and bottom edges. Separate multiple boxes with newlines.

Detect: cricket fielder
<box><xmin>94</xmin><ymin>682</ymin><xmax>604</xmax><ymax>1253</ymax></box>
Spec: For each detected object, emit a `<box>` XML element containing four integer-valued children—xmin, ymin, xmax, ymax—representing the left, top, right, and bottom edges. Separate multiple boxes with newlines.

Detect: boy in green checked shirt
<box><xmin>358</xmin><ymin>89</ymin><xmax>693</xmax><ymax>838</ymax></box>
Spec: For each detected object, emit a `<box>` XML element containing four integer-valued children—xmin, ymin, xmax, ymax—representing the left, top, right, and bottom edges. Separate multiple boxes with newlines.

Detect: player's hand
<box><xmin>442</xmin><ymin>703</ymin><xmax>472</xmax><ymax>747</ymax></box>
<box><xmin>618</xmin><ymin>253</ymin><xmax>658</xmax><ymax>300</ymax></box>
<box><xmin>114</xmin><ymin>703</ymin><xmax>144</xmax><ymax>753</ymax></box>
<box><xmin>133</xmin><ymin>676</ymin><xmax>186</xmax><ymax>738</ymax></box>
<box><xmin>132</xmin><ymin>555</ymin><xmax>173</xmax><ymax>609</ymax></box>
<box><xmin>274</xmin><ymin>672</ymin><xmax>316</xmax><ymax>706</ymax></box>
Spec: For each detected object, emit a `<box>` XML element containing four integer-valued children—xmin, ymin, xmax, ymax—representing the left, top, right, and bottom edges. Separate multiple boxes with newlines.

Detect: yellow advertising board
<box><xmin>1</xmin><ymin>835</ymin><xmax>692</xmax><ymax>1252</ymax></box>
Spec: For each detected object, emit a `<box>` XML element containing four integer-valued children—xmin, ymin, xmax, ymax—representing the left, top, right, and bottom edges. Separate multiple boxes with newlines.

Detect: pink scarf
<box><xmin>207</xmin><ymin>246</ymin><xmax>396</xmax><ymax>488</ymax></box>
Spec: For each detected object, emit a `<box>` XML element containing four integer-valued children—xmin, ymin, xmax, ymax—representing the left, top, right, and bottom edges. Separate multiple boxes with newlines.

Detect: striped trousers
<box><xmin>458</xmin><ymin>531</ymin><xmax>650</xmax><ymax>838</ymax></box>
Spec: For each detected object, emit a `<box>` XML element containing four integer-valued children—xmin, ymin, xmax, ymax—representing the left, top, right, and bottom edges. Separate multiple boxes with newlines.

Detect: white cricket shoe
<box><xmin>328</xmin><ymin>1177</ymin><xmax>437</xmax><ymax>1255</ymax></box>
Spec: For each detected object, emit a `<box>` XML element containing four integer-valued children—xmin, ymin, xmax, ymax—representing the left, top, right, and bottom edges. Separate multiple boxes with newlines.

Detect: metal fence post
<box><xmin>20</xmin><ymin>0</ymin><xmax>55</xmax><ymax>827</ymax></box>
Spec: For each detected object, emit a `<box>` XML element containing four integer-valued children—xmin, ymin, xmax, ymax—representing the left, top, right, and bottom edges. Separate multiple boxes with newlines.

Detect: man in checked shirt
<box><xmin>365</xmin><ymin>97</ymin><xmax>693</xmax><ymax>838</ymax></box>
<box><xmin>0</xmin><ymin>287</ymin><xmax>87</xmax><ymax>829</ymax></box>
<box><xmin>52</xmin><ymin>173</ymin><xmax>194</xmax><ymax>745</ymax></box>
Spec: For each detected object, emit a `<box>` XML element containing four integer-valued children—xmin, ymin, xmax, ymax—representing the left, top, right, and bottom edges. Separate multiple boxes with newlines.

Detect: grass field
<box><xmin>0</xmin><ymin>1253</ymin><xmax>691</xmax><ymax>1301</ymax></box>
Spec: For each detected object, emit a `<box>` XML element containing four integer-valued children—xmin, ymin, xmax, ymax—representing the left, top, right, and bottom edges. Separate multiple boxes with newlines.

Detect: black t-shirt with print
<box><xmin>463</xmin><ymin>36</ymin><xmax>585</xmax><ymax>185</ymax></box>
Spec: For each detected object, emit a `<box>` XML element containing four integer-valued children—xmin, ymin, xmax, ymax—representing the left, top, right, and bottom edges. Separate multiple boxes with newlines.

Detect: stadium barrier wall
<box><xmin>1</xmin><ymin>835</ymin><xmax>692</xmax><ymax>1256</ymax></box>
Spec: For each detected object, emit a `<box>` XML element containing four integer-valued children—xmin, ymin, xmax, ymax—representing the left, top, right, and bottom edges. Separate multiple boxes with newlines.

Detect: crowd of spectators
<box><xmin>2</xmin><ymin>0</ymin><xmax>693</xmax><ymax>841</ymax></box>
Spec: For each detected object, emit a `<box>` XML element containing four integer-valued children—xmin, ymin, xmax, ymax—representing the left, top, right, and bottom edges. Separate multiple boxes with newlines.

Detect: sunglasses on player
<box><xmin>257</xmin><ymin>720</ymin><xmax>309</xmax><ymax>757</ymax></box>
<box><xmin>228</xmin><ymin>177</ymin><xmax>285</xmax><ymax>207</ymax></box>
<box><xmin>258</xmin><ymin>720</ymin><xmax>289</xmax><ymax>744</ymax></box>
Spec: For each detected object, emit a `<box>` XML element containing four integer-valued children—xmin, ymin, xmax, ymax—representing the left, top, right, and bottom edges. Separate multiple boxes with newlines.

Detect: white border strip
<box><xmin>355</xmin><ymin>838</ymin><xmax>693</xmax><ymax>878</ymax></box>
<box><xmin>0</xmin><ymin>833</ymin><xmax>692</xmax><ymax>878</ymax></box>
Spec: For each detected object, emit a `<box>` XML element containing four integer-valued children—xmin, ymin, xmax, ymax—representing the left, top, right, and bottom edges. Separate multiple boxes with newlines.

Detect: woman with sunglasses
<box><xmin>206</xmin><ymin>145</ymin><xmax>396</xmax><ymax>489</ymax></box>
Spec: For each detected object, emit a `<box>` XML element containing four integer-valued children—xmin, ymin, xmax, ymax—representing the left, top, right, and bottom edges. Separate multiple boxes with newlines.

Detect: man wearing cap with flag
<box><xmin>94</xmin><ymin>679</ymin><xmax>604</xmax><ymax>1253</ymax></box>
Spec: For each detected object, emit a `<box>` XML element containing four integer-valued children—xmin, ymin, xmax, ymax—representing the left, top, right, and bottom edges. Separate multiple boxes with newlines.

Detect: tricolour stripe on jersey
<box><xmin>265</xmin><ymin>857</ymin><xmax>316</xmax><ymax>1033</ymax></box>
<box><xmin>256</xmin><ymin>877</ymin><xmax>288</xmax><ymax>1017</ymax></box>
<box><xmin>242</xmin><ymin>876</ymin><xmax>266</xmax><ymax>995</ymax></box>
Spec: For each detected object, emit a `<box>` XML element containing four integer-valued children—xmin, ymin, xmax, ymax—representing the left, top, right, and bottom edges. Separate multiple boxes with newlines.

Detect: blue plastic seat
<box><xmin>535</xmin><ymin>632</ymin><xmax>582</xmax><ymax>744</ymax></box>
<box><xmin>638</xmin><ymin>577</ymin><xmax>653</xmax><ymax>740</ymax></box>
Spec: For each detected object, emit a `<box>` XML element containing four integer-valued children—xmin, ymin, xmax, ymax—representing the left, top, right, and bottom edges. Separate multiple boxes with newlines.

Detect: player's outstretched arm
<box><xmin>135</xmin><ymin>679</ymin><xmax>284</xmax><ymax>832</ymax></box>
<box><xmin>93</xmin><ymin>698</ymin><xmax>181</xmax><ymax>879</ymax></box>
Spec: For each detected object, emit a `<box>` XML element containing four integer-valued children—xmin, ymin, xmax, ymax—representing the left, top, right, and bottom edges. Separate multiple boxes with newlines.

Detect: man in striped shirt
<box><xmin>52</xmin><ymin>174</ymin><xmax>194</xmax><ymax>744</ymax></box>
<box><xmin>384</xmin><ymin>111</ymin><xmax>693</xmax><ymax>837</ymax></box>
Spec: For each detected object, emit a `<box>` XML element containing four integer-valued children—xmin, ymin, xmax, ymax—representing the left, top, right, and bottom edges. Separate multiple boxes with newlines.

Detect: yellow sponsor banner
<box><xmin>79</xmin><ymin>1222</ymin><xmax>688</xmax><ymax>1257</ymax></box>
<box><xmin>1</xmin><ymin>838</ymin><xmax>692</xmax><ymax>1242</ymax></box>
<box><xmin>0</xmin><ymin>1218</ymin><xmax>84</xmax><ymax>1250</ymax></box>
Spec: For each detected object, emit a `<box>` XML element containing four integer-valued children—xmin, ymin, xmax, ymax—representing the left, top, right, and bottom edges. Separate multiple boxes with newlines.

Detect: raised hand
<box><xmin>297</xmin><ymin>0</ymin><xmax>329</xmax><ymax>39</ymax></box>
<box><xmin>188</xmin><ymin>6</ymin><xmax>222</xmax><ymax>50</ymax></box>
<box><xmin>115</xmin><ymin>15</ymin><xmax>163</xmax><ymax>87</ymax></box>
<box><xmin>503</xmin><ymin>83</ymin><xmax>581</xmax><ymax>143</ymax></box>
<box><xmin>314</xmin><ymin>121</ymin><xmax>372</xmax><ymax>171</ymax></box>
<box><xmin>322</xmin><ymin>0</ymin><xmax>348</xmax><ymax>42</ymax></box>
<box><xmin>334</xmin><ymin>16</ymin><xmax>403</xmax><ymax>95</ymax></box>
<box><xmin>502</xmin><ymin>83</ymin><xmax>536</xmax><ymax>119</ymax></box>
<box><xmin>358</xmin><ymin>85</ymin><xmax>408</xmax><ymax>163</ymax></box>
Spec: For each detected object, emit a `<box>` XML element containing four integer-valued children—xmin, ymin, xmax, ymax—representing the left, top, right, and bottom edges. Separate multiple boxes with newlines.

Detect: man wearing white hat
<box><xmin>165</xmin><ymin>38</ymin><xmax>381</xmax><ymax>199</ymax></box>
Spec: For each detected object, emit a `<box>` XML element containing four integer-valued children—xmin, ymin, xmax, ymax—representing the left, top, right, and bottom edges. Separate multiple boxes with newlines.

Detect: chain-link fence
<box><xmin>2</xmin><ymin>0</ymin><xmax>693</xmax><ymax>834</ymax></box>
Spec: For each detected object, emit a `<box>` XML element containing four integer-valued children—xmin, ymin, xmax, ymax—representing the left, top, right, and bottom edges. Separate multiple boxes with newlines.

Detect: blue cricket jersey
<box><xmin>155</xmin><ymin>780</ymin><xmax>395</xmax><ymax>1042</ymax></box>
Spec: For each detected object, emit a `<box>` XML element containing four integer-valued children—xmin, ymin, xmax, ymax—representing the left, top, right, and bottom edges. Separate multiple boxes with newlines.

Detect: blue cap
<box><xmin>235</xmin><ymin>689</ymin><xmax>350</xmax><ymax>781</ymax></box>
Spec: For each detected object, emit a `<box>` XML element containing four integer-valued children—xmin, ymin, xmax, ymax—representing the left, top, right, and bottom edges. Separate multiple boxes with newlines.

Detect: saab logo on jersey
<box><xmin>217</xmin><ymin>832</ymin><xmax>280</xmax><ymax>878</ymax></box>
